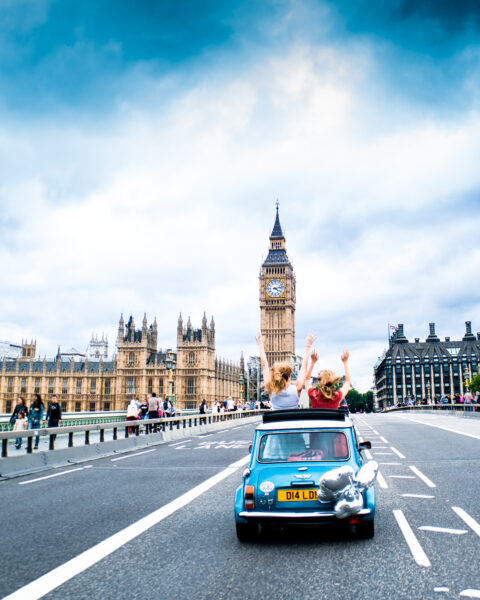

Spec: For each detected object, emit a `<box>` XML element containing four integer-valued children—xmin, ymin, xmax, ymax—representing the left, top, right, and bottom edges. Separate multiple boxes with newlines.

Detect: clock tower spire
<box><xmin>259</xmin><ymin>203</ymin><xmax>296</xmax><ymax>366</ymax></box>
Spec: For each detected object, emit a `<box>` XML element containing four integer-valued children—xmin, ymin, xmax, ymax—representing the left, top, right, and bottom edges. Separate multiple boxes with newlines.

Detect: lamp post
<box><xmin>164</xmin><ymin>351</ymin><xmax>176</xmax><ymax>406</ymax></box>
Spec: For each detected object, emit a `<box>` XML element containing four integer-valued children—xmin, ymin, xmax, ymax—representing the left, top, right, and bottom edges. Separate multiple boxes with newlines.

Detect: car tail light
<box><xmin>348</xmin><ymin>516</ymin><xmax>360</xmax><ymax>525</ymax></box>
<box><xmin>244</xmin><ymin>485</ymin><xmax>255</xmax><ymax>510</ymax></box>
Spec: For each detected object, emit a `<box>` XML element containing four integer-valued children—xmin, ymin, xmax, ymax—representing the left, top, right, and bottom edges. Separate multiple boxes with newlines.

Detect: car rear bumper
<box><xmin>238</xmin><ymin>508</ymin><xmax>372</xmax><ymax>519</ymax></box>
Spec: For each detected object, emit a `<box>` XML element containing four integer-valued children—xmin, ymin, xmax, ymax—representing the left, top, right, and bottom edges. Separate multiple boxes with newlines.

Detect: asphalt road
<box><xmin>2</xmin><ymin>412</ymin><xmax>480</xmax><ymax>600</ymax></box>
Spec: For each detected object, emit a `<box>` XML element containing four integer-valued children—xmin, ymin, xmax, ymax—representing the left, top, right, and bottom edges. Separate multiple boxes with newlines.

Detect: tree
<box><xmin>345</xmin><ymin>389</ymin><xmax>374</xmax><ymax>413</ymax></box>
<box><xmin>468</xmin><ymin>370</ymin><xmax>480</xmax><ymax>394</ymax></box>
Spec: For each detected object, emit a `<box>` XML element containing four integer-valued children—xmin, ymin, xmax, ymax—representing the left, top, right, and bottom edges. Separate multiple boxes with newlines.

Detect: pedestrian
<box><xmin>28</xmin><ymin>394</ymin><xmax>44</xmax><ymax>450</ymax></box>
<box><xmin>255</xmin><ymin>331</ymin><xmax>315</xmax><ymax>410</ymax></box>
<box><xmin>45</xmin><ymin>395</ymin><xmax>62</xmax><ymax>446</ymax></box>
<box><xmin>147</xmin><ymin>392</ymin><xmax>160</xmax><ymax>432</ymax></box>
<box><xmin>227</xmin><ymin>396</ymin><xmax>235</xmax><ymax>412</ymax></box>
<box><xmin>199</xmin><ymin>398</ymin><xmax>207</xmax><ymax>423</ymax></box>
<box><xmin>10</xmin><ymin>396</ymin><xmax>29</xmax><ymax>426</ymax></box>
<box><xmin>126</xmin><ymin>399</ymin><xmax>139</xmax><ymax>434</ymax></box>
<box><xmin>139</xmin><ymin>398</ymin><xmax>149</xmax><ymax>419</ymax></box>
<box><xmin>163</xmin><ymin>397</ymin><xmax>175</xmax><ymax>417</ymax></box>
<box><xmin>13</xmin><ymin>410</ymin><xmax>28</xmax><ymax>449</ymax></box>
<box><xmin>305</xmin><ymin>349</ymin><xmax>352</xmax><ymax>409</ymax></box>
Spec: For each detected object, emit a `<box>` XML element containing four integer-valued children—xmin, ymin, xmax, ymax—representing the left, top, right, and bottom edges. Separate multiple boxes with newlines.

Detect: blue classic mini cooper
<box><xmin>234</xmin><ymin>409</ymin><xmax>376</xmax><ymax>541</ymax></box>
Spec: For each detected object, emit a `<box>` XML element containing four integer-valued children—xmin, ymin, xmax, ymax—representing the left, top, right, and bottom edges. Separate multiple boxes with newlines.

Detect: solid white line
<box><xmin>364</xmin><ymin>449</ymin><xmax>373</xmax><ymax>460</ymax></box>
<box><xmin>111</xmin><ymin>449</ymin><xmax>156</xmax><ymax>462</ymax></box>
<box><xmin>4</xmin><ymin>454</ymin><xmax>251</xmax><ymax>600</ymax></box>
<box><xmin>460</xmin><ymin>590</ymin><xmax>480</xmax><ymax>598</ymax></box>
<box><xmin>374</xmin><ymin>452</ymin><xmax>395</xmax><ymax>455</ymax></box>
<box><xmin>377</xmin><ymin>471</ymin><xmax>388</xmax><ymax>488</ymax></box>
<box><xmin>418</xmin><ymin>526</ymin><xmax>467</xmax><ymax>535</ymax></box>
<box><xmin>452</xmin><ymin>507</ymin><xmax>480</xmax><ymax>538</ymax></box>
<box><xmin>393</xmin><ymin>509</ymin><xmax>431</xmax><ymax>567</ymax></box>
<box><xmin>380</xmin><ymin>436</ymin><xmax>389</xmax><ymax>443</ymax></box>
<box><xmin>409</xmin><ymin>466</ymin><xmax>436</xmax><ymax>488</ymax></box>
<box><xmin>434</xmin><ymin>587</ymin><xmax>449</xmax><ymax>593</ymax></box>
<box><xmin>391</xmin><ymin>447</ymin><xmax>406</xmax><ymax>459</ymax></box>
<box><xmin>388</xmin><ymin>475</ymin><xmax>415</xmax><ymax>479</ymax></box>
<box><xmin>402</xmin><ymin>494</ymin><xmax>435</xmax><ymax>499</ymax></box>
<box><xmin>398</xmin><ymin>416</ymin><xmax>480</xmax><ymax>442</ymax></box>
<box><xmin>380</xmin><ymin>462</ymin><xmax>402</xmax><ymax>466</ymax></box>
<box><xmin>168</xmin><ymin>440</ymin><xmax>191</xmax><ymax>447</ymax></box>
<box><xmin>18</xmin><ymin>466</ymin><xmax>92</xmax><ymax>486</ymax></box>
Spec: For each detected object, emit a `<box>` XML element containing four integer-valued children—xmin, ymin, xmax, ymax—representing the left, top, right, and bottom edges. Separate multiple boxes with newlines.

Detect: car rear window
<box><xmin>258</xmin><ymin>431</ymin><xmax>349</xmax><ymax>463</ymax></box>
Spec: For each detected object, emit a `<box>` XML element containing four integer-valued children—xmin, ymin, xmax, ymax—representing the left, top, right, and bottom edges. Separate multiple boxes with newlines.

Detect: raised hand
<box><xmin>341</xmin><ymin>350</ymin><xmax>349</xmax><ymax>363</ymax></box>
<box><xmin>306</xmin><ymin>332</ymin><xmax>316</xmax><ymax>347</ymax></box>
<box><xmin>256</xmin><ymin>332</ymin><xmax>265</xmax><ymax>346</ymax></box>
<box><xmin>311</xmin><ymin>349</ymin><xmax>319</xmax><ymax>363</ymax></box>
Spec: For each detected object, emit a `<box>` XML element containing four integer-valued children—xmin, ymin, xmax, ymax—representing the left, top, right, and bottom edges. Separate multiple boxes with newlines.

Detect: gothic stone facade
<box><xmin>259</xmin><ymin>206</ymin><xmax>296</xmax><ymax>365</ymax></box>
<box><xmin>0</xmin><ymin>314</ymin><xmax>244</xmax><ymax>413</ymax></box>
<box><xmin>374</xmin><ymin>321</ymin><xmax>480</xmax><ymax>408</ymax></box>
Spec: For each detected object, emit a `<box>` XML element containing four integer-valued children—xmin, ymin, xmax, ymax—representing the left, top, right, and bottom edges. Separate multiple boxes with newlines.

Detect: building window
<box><xmin>7</xmin><ymin>378</ymin><xmax>13</xmax><ymax>393</ymax></box>
<box><xmin>128</xmin><ymin>352</ymin><xmax>135</xmax><ymax>365</ymax></box>
<box><xmin>76</xmin><ymin>380</ymin><xmax>82</xmax><ymax>395</ymax></box>
<box><xmin>48</xmin><ymin>378</ymin><xmax>54</xmax><ymax>394</ymax></box>
<box><xmin>62</xmin><ymin>379</ymin><xmax>68</xmax><ymax>394</ymax></box>
<box><xmin>185</xmin><ymin>401</ymin><xmax>196</xmax><ymax>409</ymax></box>
<box><xmin>186</xmin><ymin>377</ymin><xmax>196</xmax><ymax>395</ymax></box>
<box><xmin>89</xmin><ymin>402</ymin><xmax>96</xmax><ymax>412</ymax></box>
<box><xmin>158</xmin><ymin>378</ymin><xmax>164</xmax><ymax>394</ymax></box>
<box><xmin>188</xmin><ymin>352</ymin><xmax>195</xmax><ymax>366</ymax></box>
<box><xmin>75</xmin><ymin>401</ymin><xmax>81</xmax><ymax>412</ymax></box>
<box><xmin>104</xmin><ymin>379</ymin><xmax>111</xmax><ymax>395</ymax></box>
<box><xmin>103</xmin><ymin>402</ymin><xmax>111</xmax><ymax>411</ymax></box>
<box><xmin>126</xmin><ymin>377</ymin><xmax>135</xmax><ymax>395</ymax></box>
<box><xmin>5</xmin><ymin>400</ymin><xmax>12</xmax><ymax>413</ymax></box>
<box><xmin>148</xmin><ymin>378</ymin><xmax>153</xmax><ymax>394</ymax></box>
<box><xmin>34</xmin><ymin>378</ymin><xmax>40</xmax><ymax>393</ymax></box>
<box><xmin>20</xmin><ymin>378</ymin><xmax>26</xmax><ymax>393</ymax></box>
<box><xmin>90</xmin><ymin>379</ymin><xmax>96</xmax><ymax>395</ymax></box>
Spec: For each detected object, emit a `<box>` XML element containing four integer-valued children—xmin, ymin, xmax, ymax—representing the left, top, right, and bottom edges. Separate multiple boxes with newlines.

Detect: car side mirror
<box><xmin>359</xmin><ymin>441</ymin><xmax>371</xmax><ymax>450</ymax></box>
<box><xmin>249</xmin><ymin>444</ymin><xmax>252</xmax><ymax>453</ymax></box>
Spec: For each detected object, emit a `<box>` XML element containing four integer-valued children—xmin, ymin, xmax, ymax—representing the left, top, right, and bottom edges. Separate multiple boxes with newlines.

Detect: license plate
<box><xmin>277</xmin><ymin>488</ymin><xmax>318</xmax><ymax>502</ymax></box>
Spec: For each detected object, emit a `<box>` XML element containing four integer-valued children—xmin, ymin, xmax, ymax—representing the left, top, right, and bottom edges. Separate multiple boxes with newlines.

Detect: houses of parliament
<box><xmin>0</xmin><ymin>208</ymin><xmax>296</xmax><ymax>413</ymax></box>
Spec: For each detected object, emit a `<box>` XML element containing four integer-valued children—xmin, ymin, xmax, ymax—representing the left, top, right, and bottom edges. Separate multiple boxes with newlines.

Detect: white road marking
<box><xmin>393</xmin><ymin>509</ymin><xmax>431</xmax><ymax>567</ymax></box>
<box><xmin>191</xmin><ymin>433</ymin><xmax>213</xmax><ymax>437</ymax></box>
<box><xmin>388</xmin><ymin>475</ymin><xmax>416</xmax><ymax>479</ymax></box>
<box><xmin>452</xmin><ymin>507</ymin><xmax>480</xmax><ymax>538</ymax></box>
<box><xmin>434</xmin><ymin>587</ymin><xmax>449</xmax><ymax>593</ymax></box>
<box><xmin>380</xmin><ymin>436</ymin><xmax>389</xmax><ymax>443</ymax></box>
<box><xmin>380</xmin><ymin>462</ymin><xmax>402</xmax><ymax>466</ymax></box>
<box><xmin>460</xmin><ymin>590</ymin><xmax>480</xmax><ymax>598</ymax></box>
<box><xmin>397</xmin><ymin>416</ymin><xmax>480</xmax><ymax>442</ymax></box>
<box><xmin>168</xmin><ymin>440</ymin><xmax>191</xmax><ymax>447</ymax></box>
<box><xmin>409</xmin><ymin>466</ymin><xmax>436</xmax><ymax>488</ymax></box>
<box><xmin>4</xmin><ymin>454</ymin><xmax>251</xmax><ymax>600</ymax></box>
<box><xmin>111</xmin><ymin>449</ymin><xmax>156</xmax><ymax>462</ymax></box>
<box><xmin>18</xmin><ymin>466</ymin><xmax>92</xmax><ymax>486</ymax></box>
<box><xmin>418</xmin><ymin>526</ymin><xmax>467</xmax><ymax>535</ymax></box>
<box><xmin>364</xmin><ymin>449</ymin><xmax>373</xmax><ymax>460</ymax></box>
<box><xmin>371</xmin><ymin>429</ymin><xmax>379</xmax><ymax>434</ymax></box>
<box><xmin>391</xmin><ymin>447</ymin><xmax>406</xmax><ymax>459</ymax></box>
<box><xmin>402</xmin><ymin>494</ymin><xmax>435</xmax><ymax>499</ymax></box>
<box><xmin>377</xmin><ymin>471</ymin><xmax>388</xmax><ymax>488</ymax></box>
<box><xmin>374</xmin><ymin>452</ymin><xmax>396</xmax><ymax>455</ymax></box>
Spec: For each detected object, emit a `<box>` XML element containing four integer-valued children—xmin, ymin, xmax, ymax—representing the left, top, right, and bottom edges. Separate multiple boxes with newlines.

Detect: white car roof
<box><xmin>257</xmin><ymin>418</ymin><xmax>354</xmax><ymax>431</ymax></box>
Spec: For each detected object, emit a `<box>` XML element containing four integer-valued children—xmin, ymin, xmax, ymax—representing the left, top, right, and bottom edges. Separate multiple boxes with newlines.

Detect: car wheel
<box><xmin>356</xmin><ymin>520</ymin><xmax>374</xmax><ymax>539</ymax></box>
<box><xmin>236</xmin><ymin>521</ymin><xmax>259</xmax><ymax>542</ymax></box>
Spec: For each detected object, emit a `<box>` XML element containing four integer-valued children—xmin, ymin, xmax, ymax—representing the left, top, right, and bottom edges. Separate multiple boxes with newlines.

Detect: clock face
<box><xmin>266</xmin><ymin>279</ymin><xmax>284</xmax><ymax>297</ymax></box>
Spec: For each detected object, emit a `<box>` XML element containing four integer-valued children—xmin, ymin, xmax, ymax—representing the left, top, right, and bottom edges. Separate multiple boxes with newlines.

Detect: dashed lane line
<box><xmin>391</xmin><ymin>447</ymin><xmax>406</xmax><ymax>459</ymax></box>
<box><xmin>380</xmin><ymin>462</ymin><xmax>402</xmax><ymax>466</ymax></box>
<box><xmin>418</xmin><ymin>526</ymin><xmax>467</xmax><ymax>535</ymax></box>
<box><xmin>393</xmin><ymin>509</ymin><xmax>431</xmax><ymax>567</ymax></box>
<box><xmin>452</xmin><ymin>507</ymin><xmax>480</xmax><ymax>538</ymax></box>
<box><xmin>402</xmin><ymin>494</ymin><xmax>435</xmax><ymax>499</ymax></box>
<box><xmin>388</xmin><ymin>475</ymin><xmax>416</xmax><ymax>479</ymax></box>
<box><xmin>168</xmin><ymin>440</ymin><xmax>191</xmax><ymax>447</ymax></box>
<box><xmin>460</xmin><ymin>590</ymin><xmax>480</xmax><ymax>598</ymax></box>
<box><xmin>18</xmin><ymin>466</ymin><xmax>93</xmax><ymax>486</ymax></box>
<box><xmin>380</xmin><ymin>436</ymin><xmax>389</xmax><ymax>443</ymax></box>
<box><xmin>376</xmin><ymin>471</ymin><xmax>388</xmax><ymax>488</ymax></box>
<box><xmin>111</xmin><ymin>449</ymin><xmax>156</xmax><ymax>462</ymax></box>
<box><xmin>3</xmin><ymin>454</ymin><xmax>251</xmax><ymax>600</ymax></box>
<box><xmin>409</xmin><ymin>466</ymin><xmax>436</xmax><ymax>488</ymax></box>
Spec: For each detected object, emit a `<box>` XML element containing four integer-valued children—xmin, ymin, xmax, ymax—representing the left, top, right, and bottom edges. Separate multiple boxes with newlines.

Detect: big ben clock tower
<box><xmin>259</xmin><ymin>203</ymin><xmax>296</xmax><ymax>365</ymax></box>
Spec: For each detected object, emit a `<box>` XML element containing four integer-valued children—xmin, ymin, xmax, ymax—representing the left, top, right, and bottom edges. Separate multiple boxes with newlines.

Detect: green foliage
<box><xmin>345</xmin><ymin>389</ymin><xmax>374</xmax><ymax>413</ymax></box>
<box><xmin>468</xmin><ymin>371</ymin><xmax>480</xmax><ymax>394</ymax></box>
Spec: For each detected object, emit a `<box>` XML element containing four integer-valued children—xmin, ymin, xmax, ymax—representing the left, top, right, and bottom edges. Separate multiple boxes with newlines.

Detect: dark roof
<box><xmin>263</xmin><ymin>409</ymin><xmax>346</xmax><ymax>423</ymax></box>
<box><xmin>263</xmin><ymin>249</ymin><xmax>291</xmax><ymax>265</ymax></box>
<box><xmin>270</xmin><ymin>207</ymin><xmax>284</xmax><ymax>239</ymax></box>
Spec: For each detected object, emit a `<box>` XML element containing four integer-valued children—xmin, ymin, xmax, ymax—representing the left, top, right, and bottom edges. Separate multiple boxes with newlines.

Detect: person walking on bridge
<box><xmin>45</xmin><ymin>395</ymin><xmax>62</xmax><ymax>446</ymax></box>
<box><xmin>147</xmin><ymin>393</ymin><xmax>160</xmax><ymax>432</ymax></box>
<box><xmin>28</xmin><ymin>394</ymin><xmax>44</xmax><ymax>450</ymax></box>
<box><xmin>255</xmin><ymin>332</ymin><xmax>315</xmax><ymax>410</ymax></box>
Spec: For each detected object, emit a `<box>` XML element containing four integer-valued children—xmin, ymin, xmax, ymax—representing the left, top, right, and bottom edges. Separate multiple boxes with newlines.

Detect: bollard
<box><xmin>113</xmin><ymin>427</ymin><xmax>117</xmax><ymax>440</ymax></box>
<box><xmin>125</xmin><ymin>427</ymin><xmax>129</xmax><ymax>439</ymax></box>
<box><xmin>27</xmin><ymin>436</ymin><xmax>33</xmax><ymax>454</ymax></box>
<box><xmin>100</xmin><ymin>429</ymin><xmax>104</xmax><ymax>443</ymax></box>
<box><xmin>85</xmin><ymin>431</ymin><xmax>90</xmax><ymax>445</ymax></box>
<box><xmin>2</xmin><ymin>438</ymin><xmax>7</xmax><ymax>458</ymax></box>
<box><xmin>135</xmin><ymin>424</ymin><xmax>140</xmax><ymax>437</ymax></box>
<box><xmin>49</xmin><ymin>435</ymin><xmax>55</xmax><ymax>451</ymax></box>
<box><xmin>68</xmin><ymin>432</ymin><xmax>74</xmax><ymax>447</ymax></box>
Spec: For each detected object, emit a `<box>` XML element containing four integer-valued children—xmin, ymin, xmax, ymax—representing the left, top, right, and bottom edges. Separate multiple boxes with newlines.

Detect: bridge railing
<box><xmin>383</xmin><ymin>404</ymin><xmax>480</xmax><ymax>414</ymax></box>
<box><xmin>0</xmin><ymin>410</ymin><xmax>262</xmax><ymax>458</ymax></box>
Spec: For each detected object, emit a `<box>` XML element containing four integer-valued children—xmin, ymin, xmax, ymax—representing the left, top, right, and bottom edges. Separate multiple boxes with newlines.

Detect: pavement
<box><xmin>1</xmin><ymin>413</ymin><xmax>480</xmax><ymax>600</ymax></box>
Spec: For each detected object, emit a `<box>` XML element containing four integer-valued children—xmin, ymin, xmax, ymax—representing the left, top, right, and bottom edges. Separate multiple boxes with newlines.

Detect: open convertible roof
<box><xmin>262</xmin><ymin>409</ymin><xmax>347</xmax><ymax>423</ymax></box>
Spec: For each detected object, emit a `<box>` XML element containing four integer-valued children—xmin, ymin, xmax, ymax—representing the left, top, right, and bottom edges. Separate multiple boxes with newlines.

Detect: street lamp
<box><xmin>164</xmin><ymin>351</ymin><xmax>176</xmax><ymax>406</ymax></box>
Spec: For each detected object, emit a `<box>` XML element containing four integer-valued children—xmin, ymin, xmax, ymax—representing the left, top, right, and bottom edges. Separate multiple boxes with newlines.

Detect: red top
<box><xmin>308</xmin><ymin>388</ymin><xmax>343</xmax><ymax>409</ymax></box>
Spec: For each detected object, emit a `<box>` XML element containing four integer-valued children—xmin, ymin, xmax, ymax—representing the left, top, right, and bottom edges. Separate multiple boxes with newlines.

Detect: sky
<box><xmin>1</xmin><ymin>0</ymin><xmax>480</xmax><ymax>392</ymax></box>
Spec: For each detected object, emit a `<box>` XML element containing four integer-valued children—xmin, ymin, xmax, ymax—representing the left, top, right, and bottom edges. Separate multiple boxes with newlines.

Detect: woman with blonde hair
<box><xmin>256</xmin><ymin>332</ymin><xmax>315</xmax><ymax>410</ymax></box>
<box><xmin>305</xmin><ymin>350</ymin><xmax>351</xmax><ymax>408</ymax></box>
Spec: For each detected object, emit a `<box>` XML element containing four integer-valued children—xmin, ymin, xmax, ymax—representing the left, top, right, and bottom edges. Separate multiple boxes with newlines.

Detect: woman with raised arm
<box><xmin>256</xmin><ymin>332</ymin><xmax>315</xmax><ymax>410</ymax></box>
<box><xmin>305</xmin><ymin>350</ymin><xmax>351</xmax><ymax>409</ymax></box>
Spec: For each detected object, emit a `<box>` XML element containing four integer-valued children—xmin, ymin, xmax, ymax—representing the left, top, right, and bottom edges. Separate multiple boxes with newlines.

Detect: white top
<box><xmin>270</xmin><ymin>384</ymin><xmax>299</xmax><ymax>410</ymax></box>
